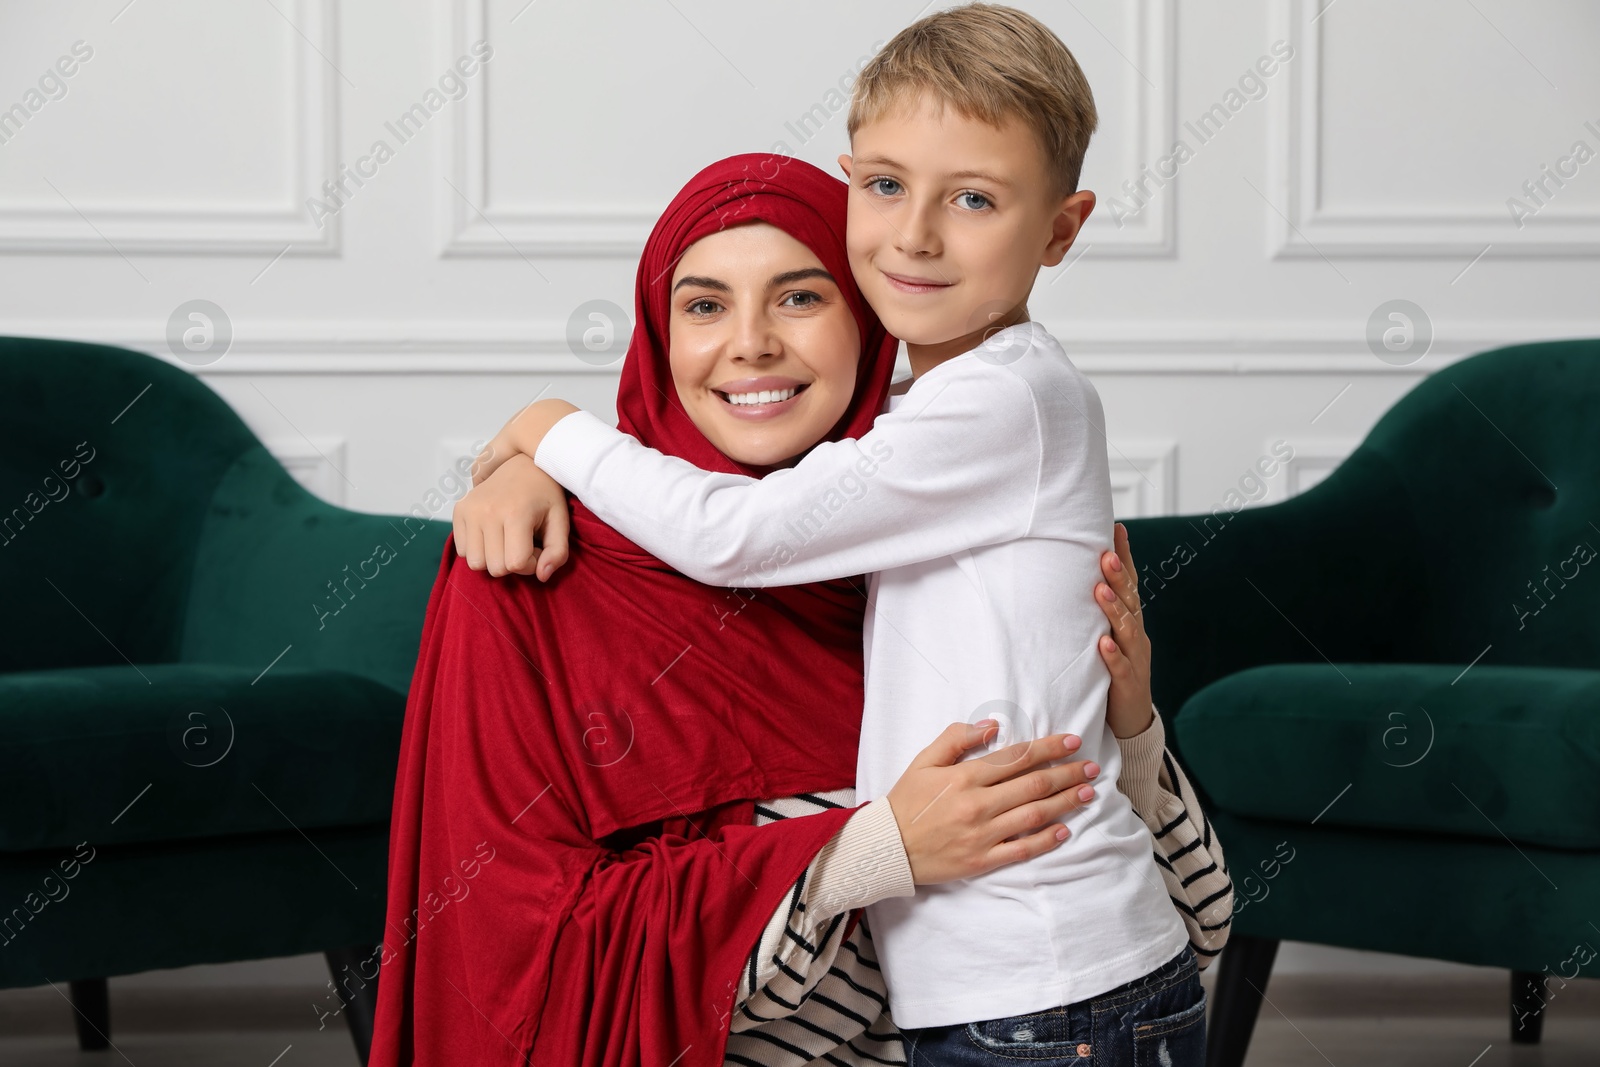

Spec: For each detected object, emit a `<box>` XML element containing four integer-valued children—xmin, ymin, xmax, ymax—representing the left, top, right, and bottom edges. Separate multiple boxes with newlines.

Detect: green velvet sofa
<box><xmin>1120</xmin><ymin>339</ymin><xmax>1600</xmax><ymax>1066</ymax></box>
<box><xmin>0</xmin><ymin>337</ymin><xmax>451</xmax><ymax>1060</ymax></box>
<box><xmin>7</xmin><ymin>335</ymin><xmax>1595</xmax><ymax>1064</ymax></box>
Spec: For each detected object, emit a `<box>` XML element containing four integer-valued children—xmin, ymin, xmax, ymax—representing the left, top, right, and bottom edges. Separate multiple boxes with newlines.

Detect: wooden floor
<box><xmin>1237</xmin><ymin>973</ymin><xmax>1600</xmax><ymax>1066</ymax></box>
<box><xmin>0</xmin><ymin>970</ymin><xmax>1596</xmax><ymax>1065</ymax></box>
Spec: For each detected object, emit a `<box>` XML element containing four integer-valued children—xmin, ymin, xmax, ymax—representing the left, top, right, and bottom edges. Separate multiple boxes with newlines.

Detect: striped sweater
<box><xmin>722</xmin><ymin>707</ymin><xmax>1233</xmax><ymax>1067</ymax></box>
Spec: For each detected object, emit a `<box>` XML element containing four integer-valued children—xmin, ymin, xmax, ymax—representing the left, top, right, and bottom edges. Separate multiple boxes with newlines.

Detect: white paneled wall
<box><xmin>3</xmin><ymin>0</ymin><xmax>1596</xmax><ymax>524</ymax></box>
<box><xmin>4</xmin><ymin>0</ymin><xmax>1598</xmax><ymax>982</ymax></box>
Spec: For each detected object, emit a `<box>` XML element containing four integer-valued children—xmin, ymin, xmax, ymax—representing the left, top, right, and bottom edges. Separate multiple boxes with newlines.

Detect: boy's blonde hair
<box><xmin>847</xmin><ymin>3</ymin><xmax>1097</xmax><ymax>198</ymax></box>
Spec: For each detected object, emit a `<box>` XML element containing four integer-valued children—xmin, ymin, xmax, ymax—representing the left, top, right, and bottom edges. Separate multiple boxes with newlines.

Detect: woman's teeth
<box><xmin>724</xmin><ymin>387</ymin><xmax>798</xmax><ymax>406</ymax></box>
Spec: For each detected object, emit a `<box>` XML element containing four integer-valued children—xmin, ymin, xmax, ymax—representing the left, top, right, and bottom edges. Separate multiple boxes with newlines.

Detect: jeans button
<box><xmin>1076</xmin><ymin>1042</ymin><xmax>1091</xmax><ymax>1057</ymax></box>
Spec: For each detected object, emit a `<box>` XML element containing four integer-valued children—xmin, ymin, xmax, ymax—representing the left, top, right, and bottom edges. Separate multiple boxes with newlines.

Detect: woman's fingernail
<box><xmin>1098</xmin><ymin>585</ymin><xmax>1114</xmax><ymax>600</ymax></box>
<box><xmin>1085</xmin><ymin>762</ymin><xmax>1101</xmax><ymax>779</ymax></box>
<box><xmin>1077</xmin><ymin>785</ymin><xmax>1096</xmax><ymax>802</ymax></box>
<box><xmin>1062</xmin><ymin>734</ymin><xmax>1081</xmax><ymax>749</ymax></box>
<box><xmin>1109</xmin><ymin>555</ymin><xmax>1123</xmax><ymax>571</ymax></box>
<box><xmin>1055</xmin><ymin>826</ymin><xmax>1071</xmax><ymax>841</ymax></box>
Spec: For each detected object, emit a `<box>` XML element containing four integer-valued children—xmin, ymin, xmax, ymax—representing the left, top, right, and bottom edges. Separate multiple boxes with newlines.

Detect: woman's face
<box><xmin>667</xmin><ymin>222</ymin><xmax>862</xmax><ymax>469</ymax></box>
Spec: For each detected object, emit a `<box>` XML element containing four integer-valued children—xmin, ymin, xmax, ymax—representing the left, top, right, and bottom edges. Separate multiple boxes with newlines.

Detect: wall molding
<box><xmin>9</xmin><ymin>320</ymin><xmax>1590</xmax><ymax>375</ymax></box>
<box><xmin>1072</xmin><ymin>0</ymin><xmax>1177</xmax><ymax>257</ymax></box>
<box><xmin>438</xmin><ymin>0</ymin><xmax>1177</xmax><ymax>259</ymax></box>
<box><xmin>1262</xmin><ymin>438</ymin><xmax>1357</xmax><ymax>502</ymax></box>
<box><xmin>436</xmin><ymin>0</ymin><xmax>661</xmax><ymax>258</ymax></box>
<box><xmin>1110</xmin><ymin>441</ymin><xmax>1178</xmax><ymax>518</ymax></box>
<box><xmin>0</xmin><ymin>0</ymin><xmax>340</xmax><ymax>255</ymax></box>
<box><xmin>268</xmin><ymin>436</ymin><xmax>488</xmax><ymax>509</ymax></box>
<box><xmin>1270</xmin><ymin>0</ymin><xmax>1600</xmax><ymax>258</ymax></box>
<box><xmin>267</xmin><ymin>435</ymin><xmax>349</xmax><ymax>505</ymax></box>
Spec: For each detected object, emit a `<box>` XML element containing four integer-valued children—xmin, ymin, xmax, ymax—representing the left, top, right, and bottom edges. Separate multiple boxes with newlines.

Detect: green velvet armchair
<box><xmin>0</xmin><ymin>337</ymin><xmax>451</xmax><ymax>1060</ymax></box>
<box><xmin>1121</xmin><ymin>339</ymin><xmax>1600</xmax><ymax>1066</ymax></box>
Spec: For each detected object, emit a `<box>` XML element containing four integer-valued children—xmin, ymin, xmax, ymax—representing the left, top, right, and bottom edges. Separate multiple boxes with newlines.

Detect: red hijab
<box><xmin>368</xmin><ymin>153</ymin><xmax>899</xmax><ymax>1067</ymax></box>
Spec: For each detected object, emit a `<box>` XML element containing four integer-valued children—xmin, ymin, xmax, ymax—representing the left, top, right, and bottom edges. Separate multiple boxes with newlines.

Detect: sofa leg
<box><xmin>68</xmin><ymin>978</ymin><xmax>111</xmax><ymax>1050</ymax></box>
<box><xmin>1511</xmin><ymin>970</ymin><xmax>1547</xmax><ymax>1045</ymax></box>
<box><xmin>1206</xmin><ymin>934</ymin><xmax>1279</xmax><ymax>1067</ymax></box>
<box><xmin>325</xmin><ymin>945</ymin><xmax>382</xmax><ymax>1066</ymax></box>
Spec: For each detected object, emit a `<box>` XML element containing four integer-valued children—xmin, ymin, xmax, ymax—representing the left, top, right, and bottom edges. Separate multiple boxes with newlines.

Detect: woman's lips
<box><xmin>714</xmin><ymin>382</ymin><xmax>809</xmax><ymax>421</ymax></box>
<box><xmin>881</xmin><ymin>269</ymin><xmax>953</xmax><ymax>295</ymax></box>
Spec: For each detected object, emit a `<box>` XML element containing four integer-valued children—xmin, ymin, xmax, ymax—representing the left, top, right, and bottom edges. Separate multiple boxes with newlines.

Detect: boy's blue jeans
<box><xmin>901</xmin><ymin>946</ymin><xmax>1206</xmax><ymax>1067</ymax></box>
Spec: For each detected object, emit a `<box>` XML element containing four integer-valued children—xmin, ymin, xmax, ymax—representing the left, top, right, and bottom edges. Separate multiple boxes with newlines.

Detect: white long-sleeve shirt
<box><xmin>536</xmin><ymin>321</ymin><xmax>1192</xmax><ymax>1028</ymax></box>
<box><xmin>722</xmin><ymin>707</ymin><xmax>1234</xmax><ymax>1065</ymax></box>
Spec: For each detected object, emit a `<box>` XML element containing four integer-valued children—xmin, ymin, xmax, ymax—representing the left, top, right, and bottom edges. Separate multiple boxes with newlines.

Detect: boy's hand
<box><xmin>453</xmin><ymin>453</ymin><xmax>572</xmax><ymax>580</ymax></box>
<box><xmin>471</xmin><ymin>398</ymin><xmax>582</xmax><ymax>487</ymax></box>
<box><xmin>1096</xmin><ymin>522</ymin><xmax>1155</xmax><ymax>738</ymax></box>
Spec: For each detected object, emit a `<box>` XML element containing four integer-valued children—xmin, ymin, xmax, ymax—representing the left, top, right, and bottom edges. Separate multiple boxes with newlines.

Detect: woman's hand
<box><xmin>471</xmin><ymin>398</ymin><xmax>581</xmax><ymax>487</ymax></box>
<box><xmin>1096</xmin><ymin>521</ymin><xmax>1154</xmax><ymax>739</ymax></box>
<box><xmin>885</xmin><ymin>722</ymin><xmax>1100</xmax><ymax>885</ymax></box>
<box><xmin>453</xmin><ymin>453</ymin><xmax>573</xmax><ymax>580</ymax></box>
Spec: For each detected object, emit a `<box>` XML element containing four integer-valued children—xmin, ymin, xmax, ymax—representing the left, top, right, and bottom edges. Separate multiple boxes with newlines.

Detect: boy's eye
<box><xmin>958</xmin><ymin>191</ymin><xmax>992</xmax><ymax>211</ymax></box>
<box><xmin>867</xmin><ymin>177</ymin><xmax>902</xmax><ymax>197</ymax></box>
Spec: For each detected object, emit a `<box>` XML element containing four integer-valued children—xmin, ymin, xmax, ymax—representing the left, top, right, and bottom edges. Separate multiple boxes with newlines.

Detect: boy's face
<box><xmin>838</xmin><ymin>91</ymin><xmax>1094</xmax><ymax>354</ymax></box>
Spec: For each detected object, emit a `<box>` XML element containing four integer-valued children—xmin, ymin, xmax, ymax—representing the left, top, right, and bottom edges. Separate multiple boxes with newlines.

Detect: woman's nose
<box><xmin>728</xmin><ymin>311</ymin><xmax>780</xmax><ymax>362</ymax></box>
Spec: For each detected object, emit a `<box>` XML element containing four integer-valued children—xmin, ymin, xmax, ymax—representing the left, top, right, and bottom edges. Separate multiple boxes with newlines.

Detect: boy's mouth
<box><xmin>881</xmin><ymin>269</ymin><xmax>953</xmax><ymax>295</ymax></box>
<box><xmin>712</xmin><ymin>378</ymin><xmax>810</xmax><ymax>420</ymax></box>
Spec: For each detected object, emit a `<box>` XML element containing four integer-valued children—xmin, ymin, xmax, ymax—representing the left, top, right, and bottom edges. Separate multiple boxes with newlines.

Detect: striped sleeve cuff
<box><xmin>1116</xmin><ymin>705</ymin><xmax>1170</xmax><ymax>821</ymax></box>
<box><xmin>805</xmin><ymin>798</ymin><xmax>915</xmax><ymax>920</ymax></box>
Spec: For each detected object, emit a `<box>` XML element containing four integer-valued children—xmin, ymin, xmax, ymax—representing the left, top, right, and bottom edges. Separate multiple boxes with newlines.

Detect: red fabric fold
<box><xmin>368</xmin><ymin>153</ymin><xmax>898</xmax><ymax>1067</ymax></box>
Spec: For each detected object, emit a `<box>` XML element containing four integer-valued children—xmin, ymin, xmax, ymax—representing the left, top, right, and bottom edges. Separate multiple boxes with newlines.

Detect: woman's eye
<box><xmin>782</xmin><ymin>291</ymin><xmax>821</xmax><ymax>309</ymax></box>
<box><xmin>958</xmin><ymin>191</ymin><xmax>992</xmax><ymax>211</ymax></box>
<box><xmin>686</xmin><ymin>299</ymin><xmax>721</xmax><ymax>316</ymax></box>
<box><xmin>868</xmin><ymin>177</ymin><xmax>902</xmax><ymax>197</ymax></box>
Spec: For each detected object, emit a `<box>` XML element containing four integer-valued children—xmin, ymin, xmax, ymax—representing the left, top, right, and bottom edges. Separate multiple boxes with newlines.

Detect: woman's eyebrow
<box><xmin>769</xmin><ymin>268</ymin><xmax>834</xmax><ymax>288</ymax></box>
<box><xmin>672</xmin><ymin>275</ymin><xmax>731</xmax><ymax>294</ymax></box>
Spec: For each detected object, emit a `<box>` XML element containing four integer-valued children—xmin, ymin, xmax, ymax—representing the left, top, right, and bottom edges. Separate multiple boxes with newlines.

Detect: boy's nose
<box><xmin>893</xmin><ymin>202</ymin><xmax>942</xmax><ymax>258</ymax></box>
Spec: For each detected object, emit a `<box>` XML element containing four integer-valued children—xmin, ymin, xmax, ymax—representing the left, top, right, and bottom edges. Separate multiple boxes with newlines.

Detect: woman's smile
<box><xmin>713</xmin><ymin>376</ymin><xmax>812</xmax><ymax>420</ymax></box>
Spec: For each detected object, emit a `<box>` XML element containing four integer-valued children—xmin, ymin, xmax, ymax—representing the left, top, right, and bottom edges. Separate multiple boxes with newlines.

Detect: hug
<box><xmin>371</xmin><ymin>6</ymin><xmax>1227</xmax><ymax>1066</ymax></box>
<box><xmin>11</xmin><ymin>2</ymin><xmax>1588</xmax><ymax>1065</ymax></box>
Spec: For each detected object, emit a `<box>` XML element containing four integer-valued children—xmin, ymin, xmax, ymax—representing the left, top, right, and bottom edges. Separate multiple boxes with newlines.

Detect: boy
<box><xmin>465</xmin><ymin>5</ymin><xmax>1229</xmax><ymax>1062</ymax></box>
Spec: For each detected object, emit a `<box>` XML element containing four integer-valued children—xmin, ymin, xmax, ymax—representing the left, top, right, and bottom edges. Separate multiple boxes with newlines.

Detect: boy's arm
<box><xmin>1116</xmin><ymin>707</ymin><xmax>1234</xmax><ymax>968</ymax></box>
<box><xmin>472</xmin><ymin>398</ymin><xmax>581</xmax><ymax>488</ymax></box>
<box><xmin>532</xmin><ymin>363</ymin><xmax>1048</xmax><ymax>587</ymax></box>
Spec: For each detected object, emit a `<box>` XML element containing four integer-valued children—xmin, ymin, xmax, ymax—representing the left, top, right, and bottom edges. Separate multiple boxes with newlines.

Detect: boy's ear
<box><xmin>836</xmin><ymin>153</ymin><xmax>853</xmax><ymax>180</ymax></box>
<box><xmin>1043</xmin><ymin>189</ymin><xmax>1096</xmax><ymax>267</ymax></box>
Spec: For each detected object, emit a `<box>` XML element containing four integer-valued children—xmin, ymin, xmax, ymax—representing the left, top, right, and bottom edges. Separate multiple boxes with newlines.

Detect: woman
<box><xmin>369</xmin><ymin>154</ymin><xmax>1227</xmax><ymax>1067</ymax></box>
